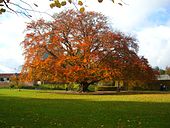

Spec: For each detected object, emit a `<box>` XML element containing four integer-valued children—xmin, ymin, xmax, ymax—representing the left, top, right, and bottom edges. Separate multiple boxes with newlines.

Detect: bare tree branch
<box><xmin>3</xmin><ymin>0</ymin><xmax>18</xmax><ymax>15</ymax></box>
<box><xmin>1</xmin><ymin>0</ymin><xmax>54</xmax><ymax>19</ymax></box>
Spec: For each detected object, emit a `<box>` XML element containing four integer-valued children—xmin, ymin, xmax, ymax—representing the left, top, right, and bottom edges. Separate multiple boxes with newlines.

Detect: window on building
<box><xmin>0</xmin><ymin>78</ymin><xmax>4</xmax><ymax>81</ymax></box>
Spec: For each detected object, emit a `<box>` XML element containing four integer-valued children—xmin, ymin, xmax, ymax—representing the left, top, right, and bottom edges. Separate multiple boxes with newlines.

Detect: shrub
<box><xmin>96</xmin><ymin>86</ymin><xmax>117</xmax><ymax>91</ymax></box>
<box><xmin>65</xmin><ymin>83</ymin><xmax>79</xmax><ymax>91</ymax></box>
<box><xmin>9</xmin><ymin>84</ymin><xmax>15</xmax><ymax>88</ymax></box>
<box><xmin>38</xmin><ymin>84</ymin><xmax>66</xmax><ymax>90</ymax></box>
<box><xmin>20</xmin><ymin>86</ymin><xmax>36</xmax><ymax>89</ymax></box>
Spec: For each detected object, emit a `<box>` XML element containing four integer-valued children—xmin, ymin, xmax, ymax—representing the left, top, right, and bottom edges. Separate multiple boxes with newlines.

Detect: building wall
<box><xmin>0</xmin><ymin>73</ymin><xmax>16</xmax><ymax>87</ymax></box>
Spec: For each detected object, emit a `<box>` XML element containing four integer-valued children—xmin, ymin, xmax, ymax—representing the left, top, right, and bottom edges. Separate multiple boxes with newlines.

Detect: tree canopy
<box><xmin>21</xmin><ymin>9</ymin><xmax>155</xmax><ymax>92</ymax></box>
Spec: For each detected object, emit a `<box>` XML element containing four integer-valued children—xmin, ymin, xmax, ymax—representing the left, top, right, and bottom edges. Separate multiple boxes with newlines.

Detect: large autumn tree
<box><xmin>21</xmin><ymin>9</ymin><xmax>155</xmax><ymax>92</ymax></box>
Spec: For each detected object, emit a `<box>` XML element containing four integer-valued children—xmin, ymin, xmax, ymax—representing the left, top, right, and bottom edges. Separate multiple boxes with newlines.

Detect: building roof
<box><xmin>0</xmin><ymin>73</ymin><xmax>15</xmax><ymax>78</ymax></box>
<box><xmin>157</xmin><ymin>74</ymin><xmax>170</xmax><ymax>80</ymax></box>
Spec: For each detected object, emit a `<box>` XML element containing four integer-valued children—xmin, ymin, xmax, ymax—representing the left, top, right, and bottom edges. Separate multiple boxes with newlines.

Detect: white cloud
<box><xmin>0</xmin><ymin>64</ymin><xmax>14</xmax><ymax>73</ymax></box>
<box><xmin>0</xmin><ymin>15</ymin><xmax>26</xmax><ymax>73</ymax></box>
<box><xmin>87</xmin><ymin>0</ymin><xmax>170</xmax><ymax>32</ymax></box>
<box><xmin>137</xmin><ymin>25</ymin><xmax>170</xmax><ymax>68</ymax></box>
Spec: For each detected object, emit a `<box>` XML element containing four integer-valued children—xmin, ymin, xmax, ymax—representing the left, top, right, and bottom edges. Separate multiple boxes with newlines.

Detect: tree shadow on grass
<box><xmin>0</xmin><ymin>95</ymin><xmax>170</xmax><ymax>128</ymax></box>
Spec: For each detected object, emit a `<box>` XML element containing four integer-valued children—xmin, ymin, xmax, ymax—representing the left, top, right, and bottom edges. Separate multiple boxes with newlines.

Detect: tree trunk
<box><xmin>79</xmin><ymin>82</ymin><xmax>90</xmax><ymax>92</ymax></box>
<box><xmin>117</xmin><ymin>81</ymin><xmax>120</xmax><ymax>92</ymax></box>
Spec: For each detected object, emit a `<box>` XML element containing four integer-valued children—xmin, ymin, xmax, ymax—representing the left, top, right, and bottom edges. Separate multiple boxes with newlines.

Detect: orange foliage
<box><xmin>21</xmin><ymin>10</ymin><xmax>156</xmax><ymax>91</ymax></box>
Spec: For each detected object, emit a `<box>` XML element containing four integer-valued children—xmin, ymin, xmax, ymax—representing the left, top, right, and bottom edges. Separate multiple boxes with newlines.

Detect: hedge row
<box><xmin>96</xmin><ymin>86</ymin><xmax>117</xmax><ymax>91</ymax></box>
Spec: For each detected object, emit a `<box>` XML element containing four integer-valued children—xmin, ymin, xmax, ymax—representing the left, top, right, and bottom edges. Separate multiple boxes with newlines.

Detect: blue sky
<box><xmin>0</xmin><ymin>0</ymin><xmax>170</xmax><ymax>73</ymax></box>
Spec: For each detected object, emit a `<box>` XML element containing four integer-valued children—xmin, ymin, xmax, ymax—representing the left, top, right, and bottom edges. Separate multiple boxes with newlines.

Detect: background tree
<box><xmin>153</xmin><ymin>66</ymin><xmax>165</xmax><ymax>75</ymax></box>
<box><xmin>21</xmin><ymin>9</ymin><xmax>155</xmax><ymax>92</ymax></box>
<box><xmin>165</xmin><ymin>66</ymin><xmax>170</xmax><ymax>76</ymax></box>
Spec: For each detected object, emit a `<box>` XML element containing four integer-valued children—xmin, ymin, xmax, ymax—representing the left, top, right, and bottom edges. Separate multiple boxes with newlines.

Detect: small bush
<box><xmin>67</xmin><ymin>83</ymin><xmax>80</xmax><ymax>91</ymax></box>
<box><xmin>20</xmin><ymin>86</ymin><xmax>36</xmax><ymax>89</ymax></box>
<box><xmin>9</xmin><ymin>84</ymin><xmax>15</xmax><ymax>88</ymax></box>
<box><xmin>88</xmin><ymin>84</ymin><xmax>97</xmax><ymax>92</ymax></box>
<box><xmin>38</xmin><ymin>84</ymin><xmax>66</xmax><ymax>90</ymax></box>
<box><xmin>96</xmin><ymin>86</ymin><xmax>117</xmax><ymax>91</ymax></box>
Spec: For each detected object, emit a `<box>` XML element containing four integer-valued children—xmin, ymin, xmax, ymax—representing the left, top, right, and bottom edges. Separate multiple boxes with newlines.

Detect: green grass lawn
<box><xmin>0</xmin><ymin>89</ymin><xmax>170</xmax><ymax>128</ymax></box>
